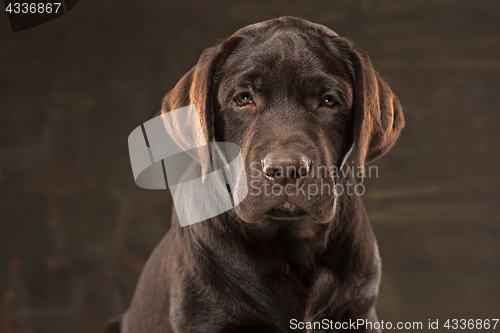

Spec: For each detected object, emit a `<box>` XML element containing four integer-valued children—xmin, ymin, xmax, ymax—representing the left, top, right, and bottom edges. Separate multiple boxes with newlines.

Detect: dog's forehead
<box><xmin>218</xmin><ymin>25</ymin><xmax>353</xmax><ymax>99</ymax></box>
<box><xmin>227</xmin><ymin>27</ymin><xmax>347</xmax><ymax>70</ymax></box>
<box><xmin>231</xmin><ymin>16</ymin><xmax>339</xmax><ymax>40</ymax></box>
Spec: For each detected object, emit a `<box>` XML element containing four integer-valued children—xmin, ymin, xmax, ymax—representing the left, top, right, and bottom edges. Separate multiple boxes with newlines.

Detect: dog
<box><xmin>102</xmin><ymin>16</ymin><xmax>404</xmax><ymax>333</ymax></box>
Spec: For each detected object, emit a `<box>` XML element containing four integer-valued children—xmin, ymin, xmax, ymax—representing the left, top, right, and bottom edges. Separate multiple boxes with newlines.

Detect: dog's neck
<box><xmin>182</xmin><ymin>174</ymin><xmax>372</xmax><ymax>274</ymax></box>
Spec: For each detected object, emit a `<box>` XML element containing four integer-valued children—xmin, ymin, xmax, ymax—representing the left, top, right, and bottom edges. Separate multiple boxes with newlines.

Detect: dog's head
<box><xmin>161</xmin><ymin>17</ymin><xmax>404</xmax><ymax>225</ymax></box>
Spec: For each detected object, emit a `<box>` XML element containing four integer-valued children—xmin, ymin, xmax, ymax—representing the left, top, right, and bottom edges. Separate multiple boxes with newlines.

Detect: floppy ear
<box><xmin>351</xmin><ymin>48</ymin><xmax>405</xmax><ymax>182</ymax></box>
<box><xmin>159</xmin><ymin>36</ymin><xmax>242</xmax><ymax>180</ymax></box>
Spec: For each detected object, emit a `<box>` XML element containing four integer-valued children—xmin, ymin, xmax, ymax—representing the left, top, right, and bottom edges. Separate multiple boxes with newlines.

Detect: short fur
<box><xmin>102</xmin><ymin>16</ymin><xmax>404</xmax><ymax>333</ymax></box>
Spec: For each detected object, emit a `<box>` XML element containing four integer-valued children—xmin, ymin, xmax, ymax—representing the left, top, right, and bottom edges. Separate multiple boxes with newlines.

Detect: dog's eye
<box><xmin>235</xmin><ymin>92</ymin><xmax>254</xmax><ymax>106</ymax></box>
<box><xmin>321</xmin><ymin>95</ymin><xmax>338</xmax><ymax>108</ymax></box>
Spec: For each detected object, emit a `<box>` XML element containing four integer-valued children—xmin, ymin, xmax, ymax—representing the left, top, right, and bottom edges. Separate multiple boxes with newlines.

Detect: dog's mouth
<box><xmin>264</xmin><ymin>201</ymin><xmax>308</xmax><ymax>220</ymax></box>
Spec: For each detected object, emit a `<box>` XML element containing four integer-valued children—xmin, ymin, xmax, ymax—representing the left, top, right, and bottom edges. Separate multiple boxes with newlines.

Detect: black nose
<box><xmin>262</xmin><ymin>152</ymin><xmax>310</xmax><ymax>183</ymax></box>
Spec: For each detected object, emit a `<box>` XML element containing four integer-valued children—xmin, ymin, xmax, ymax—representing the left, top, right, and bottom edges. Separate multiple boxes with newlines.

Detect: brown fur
<box><xmin>102</xmin><ymin>16</ymin><xmax>404</xmax><ymax>333</ymax></box>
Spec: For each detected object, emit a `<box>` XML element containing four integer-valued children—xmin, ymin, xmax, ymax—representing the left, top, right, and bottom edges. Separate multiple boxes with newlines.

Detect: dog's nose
<box><xmin>262</xmin><ymin>152</ymin><xmax>310</xmax><ymax>183</ymax></box>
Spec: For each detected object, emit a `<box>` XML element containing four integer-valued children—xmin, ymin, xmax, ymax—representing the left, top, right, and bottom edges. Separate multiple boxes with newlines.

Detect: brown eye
<box><xmin>321</xmin><ymin>95</ymin><xmax>337</xmax><ymax>108</ymax></box>
<box><xmin>235</xmin><ymin>92</ymin><xmax>254</xmax><ymax>106</ymax></box>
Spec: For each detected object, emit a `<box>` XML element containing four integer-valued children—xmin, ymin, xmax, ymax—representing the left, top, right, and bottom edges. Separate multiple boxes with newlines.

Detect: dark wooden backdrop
<box><xmin>0</xmin><ymin>1</ymin><xmax>499</xmax><ymax>332</ymax></box>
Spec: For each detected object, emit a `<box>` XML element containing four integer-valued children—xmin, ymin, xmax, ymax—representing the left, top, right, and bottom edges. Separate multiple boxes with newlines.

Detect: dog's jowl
<box><xmin>103</xmin><ymin>16</ymin><xmax>404</xmax><ymax>333</ymax></box>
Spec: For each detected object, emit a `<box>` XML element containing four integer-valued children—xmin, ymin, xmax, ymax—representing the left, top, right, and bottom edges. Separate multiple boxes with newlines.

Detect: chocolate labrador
<box><xmin>103</xmin><ymin>16</ymin><xmax>404</xmax><ymax>333</ymax></box>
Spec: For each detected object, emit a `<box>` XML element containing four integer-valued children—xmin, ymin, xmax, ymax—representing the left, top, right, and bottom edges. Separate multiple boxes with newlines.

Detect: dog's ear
<box><xmin>351</xmin><ymin>48</ymin><xmax>404</xmax><ymax>182</ymax></box>
<box><xmin>160</xmin><ymin>36</ymin><xmax>242</xmax><ymax>180</ymax></box>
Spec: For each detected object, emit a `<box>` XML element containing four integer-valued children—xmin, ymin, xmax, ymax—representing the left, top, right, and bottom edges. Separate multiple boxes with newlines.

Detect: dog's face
<box><xmin>214</xmin><ymin>26</ymin><xmax>355</xmax><ymax>224</ymax></box>
<box><xmin>162</xmin><ymin>17</ymin><xmax>404</xmax><ymax>226</ymax></box>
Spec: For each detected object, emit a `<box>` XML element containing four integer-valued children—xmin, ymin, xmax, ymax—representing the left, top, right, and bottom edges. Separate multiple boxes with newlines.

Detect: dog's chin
<box><xmin>235</xmin><ymin>197</ymin><xmax>337</xmax><ymax>224</ymax></box>
<box><xmin>264</xmin><ymin>202</ymin><xmax>309</xmax><ymax>220</ymax></box>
